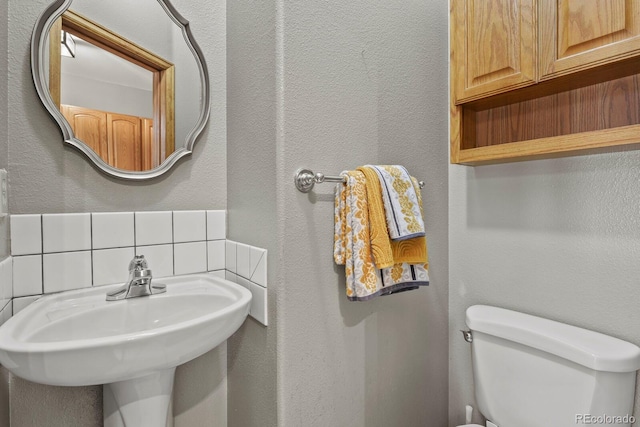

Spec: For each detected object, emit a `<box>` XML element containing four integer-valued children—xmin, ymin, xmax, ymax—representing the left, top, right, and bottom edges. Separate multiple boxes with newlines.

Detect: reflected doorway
<box><xmin>49</xmin><ymin>10</ymin><xmax>175</xmax><ymax>171</ymax></box>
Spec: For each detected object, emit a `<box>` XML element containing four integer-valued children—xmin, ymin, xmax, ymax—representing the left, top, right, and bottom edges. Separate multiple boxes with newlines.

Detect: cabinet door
<box><xmin>451</xmin><ymin>0</ymin><xmax>537</xmax><ymax>103</ymax></box>
<box><xmin>107</xmin><ymin>113</ymin><xmax>142</xmax><ymax>172</ymax></box>
<box><xmin>60</xmin><ymin>105</ymin><xmax>109</xmax><ymax>161</ymax></box>
<box><xmin>540</xmin><ymin>0</ymin><xmax>640</xmax><ymax>79</ymax></box>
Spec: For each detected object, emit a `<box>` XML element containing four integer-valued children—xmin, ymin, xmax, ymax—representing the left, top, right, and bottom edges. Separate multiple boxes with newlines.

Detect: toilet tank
<box><xmin>466</xmin><ymin>305</ymin><xmax>640</xmax><ymax>427</ymax></box>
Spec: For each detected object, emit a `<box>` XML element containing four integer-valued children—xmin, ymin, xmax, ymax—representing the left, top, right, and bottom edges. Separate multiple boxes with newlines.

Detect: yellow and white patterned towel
<box><xmin>334</xmin><ymin>170</ymin><xmax>429</xmax><ymax>301</ymax></box>
<box><xmin>357</xmin><ymin>166</ymin><xmax>428</xmax><ymax>269</ymax></box>
<box><xmin>366</xmin><ymin>165</ymin><xmax>425</xmax><ymax>241</ymax></box>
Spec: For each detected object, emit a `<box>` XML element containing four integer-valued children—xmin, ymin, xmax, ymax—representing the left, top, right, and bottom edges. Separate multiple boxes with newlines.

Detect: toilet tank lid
<box><xmin>466</xmin><ymin>305</ymin><xmax>640</xmax><ymax>373</ymax></box>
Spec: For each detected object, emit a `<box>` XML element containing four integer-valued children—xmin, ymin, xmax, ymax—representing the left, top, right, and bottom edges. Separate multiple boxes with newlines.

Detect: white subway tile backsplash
<box><xmin>250</xmin><ymin>283</ymin><xmax>268</xmax><ymax>326</ymax></box>
<box><xmin>92</xmin><ymin>212</ymin><xmax>135</xmax><ymax>249</ymax></box>
<box><xmin>250</xmin><ymin>247</ymin><xmax>267</xmax><ymax>287</ymax></box>
<box><xmin>135</xmin><ymin>211</ymin><xmax>173</xmax><ymax>246</ymax></box>
<box><xmin>173</xmin><ymin>210</ymin><xmax>207</xmax><ymax>243</ymax></box>
<box><xmin>206</xmin><ymin>210</ymin><xmax>226</xmax><ymax>240</ymax></box>
<box><xmin>220</xmin><ymin>240</ymin><xmax>268</xmax><ymax>325</ymax></box>
<box><xmin>236</xmin><ymin>276</ymin><xmax>252</xmax><ymax>291</ymax></box>
<box><xmin>43</xmin><ymin>213</ymin><xmax>91</xmax><ymax>253</ymax></box>
<box><xmin>4</xmin><ymin>211</ymin><xmax>272</xmax><ymax>328</ymax></box>
<box><xmin>13</xmin><ymin>296</ymin><xmax>39</xmax><ymax>315</ymax></box>
<box><xmin>174</xmin><ymin>242</ymin><xmax>207</xmax><ymax>275</ymax></box>
<box><xmin>93</xmin><ymin>247</ymin><xmax>135</xmax><ymax>286</ymax></box>
<box><xmin>136</xmin><ymin>244</ymin><xmax>173</xmax><ymax>278</ymax></box>
<box><xmin>0</xmin><ymin>301</ymin><xmax>12</xmax><ymax>327</ymax></box>
<box><xmin>225</xmin><ymin>241</ymin><xmax>237</xmax><ymax>273</ymax></box>
<box><xmin>225</xmin><ymin>271</ymin><xmax>237</xmax><ymax>283</ymax></box>
<box><xmin>10</xmin><ymin>215</ymin><xmax>42</xmax><ymax>255</ymax></box>
<box><xmin>209</xmin><ymin>270</ymin><xmax>225</xmax><ymax>279</ymax></box>
<box><xmin>236</xmin><ymin>243</ymin><xmax>251</xmax><ymax>279</ymax></box>
<box><xmin>43</xmin><ymin>251</ymin><xmax>92</xmax><ymax>293</ymax></box>
<box><xmin>12</xmin><ymin>255</ymin><xmax>42</xmax><ymax>297</ymax></box>
<box><xmin>207</xmin><ymin>240</ymin><xmax>225</xmax><ymax>271</ymax></box>
<box><xmin>0</xmin><ymin>258</ymin><xmax>13</xmax><ymax>306</ymax></box>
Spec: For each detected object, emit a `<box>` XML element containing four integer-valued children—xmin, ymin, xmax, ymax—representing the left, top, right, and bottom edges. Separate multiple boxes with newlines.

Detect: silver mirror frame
<box><xmin>31</xmin><ymin>0</ymin><xmax>211</xmax><ymax>180</ymax></box>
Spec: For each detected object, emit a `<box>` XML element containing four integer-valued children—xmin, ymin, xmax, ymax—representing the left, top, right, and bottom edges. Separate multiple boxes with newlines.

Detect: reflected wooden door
<box><xmin>107</xmin><ymin>113</ymin><xmax>142</xmax><ymax>171</ymax></box>
<box><xmin>142</xmin><ymin>118</ymin><xmax>155</xmax><ymax>170</ymax></box>
<box><xmin>60</xmin><ymin>105</ymin><xmax>109</xmax><ymax>161</ymax></box>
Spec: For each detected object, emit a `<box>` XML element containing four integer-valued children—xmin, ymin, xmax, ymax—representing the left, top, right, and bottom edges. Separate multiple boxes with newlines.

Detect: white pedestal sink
<box><xmin>0</xmin><ymin>273</ymin><xmax>251</xmax><ymax>427</ymax></box>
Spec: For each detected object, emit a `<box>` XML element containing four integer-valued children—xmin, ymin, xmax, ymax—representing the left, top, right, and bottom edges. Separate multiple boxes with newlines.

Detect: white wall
<box><xmin>61</xmin><ymin>73</ymin><xmax>153</xmax><ymax>118</ymax></box>
<box><xmin>70</xmin><ymin>0</ymin><xmax>173</xmax><ymax>57</ymax></box>
<box><xmin>449</xmin><ymin>152</ymin><xmax>640</xmax><ymax>425</ymax></box>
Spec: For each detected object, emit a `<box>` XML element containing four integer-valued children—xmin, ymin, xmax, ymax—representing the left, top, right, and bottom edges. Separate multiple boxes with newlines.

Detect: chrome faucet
<box><xmin>106</xmin><ymin>255</ymin><xmax>166</xmax><ymax>301</ymax></box>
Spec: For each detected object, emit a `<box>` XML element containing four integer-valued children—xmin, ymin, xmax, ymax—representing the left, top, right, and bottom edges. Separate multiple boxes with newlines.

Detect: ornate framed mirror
<box><xmin>31</xmin><ymin>0</ymin><xmax>210</xmax><ymax>180</ymax></box>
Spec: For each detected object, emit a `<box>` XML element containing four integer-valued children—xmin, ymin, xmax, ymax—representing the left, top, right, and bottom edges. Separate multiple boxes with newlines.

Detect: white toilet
<box><xmin>458</xmin><ymin>305</ymin><xmax>640</xmax><ymax>427</ymax></box>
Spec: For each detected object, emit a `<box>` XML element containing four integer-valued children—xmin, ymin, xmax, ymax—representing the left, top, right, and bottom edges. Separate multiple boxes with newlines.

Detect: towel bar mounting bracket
<box><xmin>295</xmin><ymin>168</ymin><xmax>344</xmax><ymax>193</ymax></box>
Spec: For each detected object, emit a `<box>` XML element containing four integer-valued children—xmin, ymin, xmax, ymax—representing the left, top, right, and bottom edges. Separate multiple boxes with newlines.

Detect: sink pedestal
<box><xmin>104</xmin><ymin>368</ymin><xmax>176</xmax><ymax>427</ymax></box>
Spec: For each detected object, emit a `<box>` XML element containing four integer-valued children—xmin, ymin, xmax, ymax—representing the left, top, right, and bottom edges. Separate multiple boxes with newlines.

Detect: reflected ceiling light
<box><xmin>61</xmin><ymin>30</ymin><xmax>76</xmax><ymax>58</ymax></box>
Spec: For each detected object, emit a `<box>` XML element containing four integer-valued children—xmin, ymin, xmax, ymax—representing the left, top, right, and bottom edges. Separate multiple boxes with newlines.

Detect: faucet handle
<box><xmin>129</xmin><ymin>255</ymin><xmax>148</xmax><ymax>271</ymax></box>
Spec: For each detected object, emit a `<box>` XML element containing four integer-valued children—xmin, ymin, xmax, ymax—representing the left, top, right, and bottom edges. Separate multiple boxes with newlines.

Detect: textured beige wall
<box><xmin>0</xmin><ymin>1</ymin><xmax>9</xmax><ymax>424</ymax></box>
<box><xmin>174</xmin><ymin>347</ymin><xmax>228</xmax><ymax>427</ymax></box>
<box><xmin>226</xmin><ymin>0</ymin><xmax>279</xmax><ymax>424</ymax></box>
<box><xmin>449</xmin><ymin>153</ymin><xmax>640</xmax><ymax>425</ymax></box>
<box><xmin>5</xmin><ymin>0</ymin><xmax>229</xmax><ymax>425</ymax></box>
<box><xmin>10</xmin><ymin>376</ymin><xmax>103</xmax><ymax>427</ymax></box>
<box><xmin>0</xmin><ymin>0</ymin><xmax>8</xmax><ymax>261</ymax></box>
<box><xmin>228</xmin><ymin>0</ymin><xmax>449</xmax><ymax>425</ymax></box>
<box><xmin>0</xmin><ymin>0</ymin><xmax>6</xmax><ymax>176</ymax></box>
<box><xmin>0</xmin><ymin>369</ymin><xmax>8</xmax><ymax>427</ymax></box>
<box><xmin>277</xmin><ymin>1</ymin><xmax>448</xmax><ymax>425</ymax></box>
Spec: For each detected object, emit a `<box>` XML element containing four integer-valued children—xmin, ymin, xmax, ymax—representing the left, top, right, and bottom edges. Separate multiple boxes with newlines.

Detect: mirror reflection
<box><xmin>51</xmin><ymin>10</ymin><xmax>174</xmax><ymax>171</ymax></box>
<box><xmin>34</xmin><ymin>0</ymin><xmax>209</xmax><ymax>178</ymax></box>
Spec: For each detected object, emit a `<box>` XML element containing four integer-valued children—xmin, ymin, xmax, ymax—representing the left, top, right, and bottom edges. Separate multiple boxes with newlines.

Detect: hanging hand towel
<box><xmin>366</xmin><ymin>165</ymin><xmax>425</xmax><ymax>241</ymax></box>
<box><xmin>357</xmin><ymin>166</ymin><xmax>428</xmax><ymax>268</ymax></box>
<box><xmin>334</xmin><ymin>170</ymin><xmax>429</xmax><ymax>301</ymax></box>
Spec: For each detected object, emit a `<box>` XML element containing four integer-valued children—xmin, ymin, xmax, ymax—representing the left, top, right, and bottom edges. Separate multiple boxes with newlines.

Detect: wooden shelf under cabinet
<box><xmin>451</xmin><ymin>57</ymin><xmax>640</xmax><ymax>165</ymax></box>
<box><xmin>450</xmin><ymin>0</ymin><xmax>640</xmax><ymax>165</ymax></box>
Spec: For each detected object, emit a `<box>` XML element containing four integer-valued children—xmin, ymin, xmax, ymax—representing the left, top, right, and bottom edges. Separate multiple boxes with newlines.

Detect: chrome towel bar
<box><xmin>294</xmin><ymin>168</ymin><xmax>425</xmax><ymax>193</ymax></box>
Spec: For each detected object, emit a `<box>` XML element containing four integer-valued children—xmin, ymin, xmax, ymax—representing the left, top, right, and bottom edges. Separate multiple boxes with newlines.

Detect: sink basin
<box><xmin>0</xmin><ymin>273</ymin><xmax>251</xmax><ymax>427</ymax></box>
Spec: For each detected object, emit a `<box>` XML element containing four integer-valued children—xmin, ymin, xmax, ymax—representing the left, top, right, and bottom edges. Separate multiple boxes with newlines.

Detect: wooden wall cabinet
<box><xmin>539</xmin><ymin>0</ymin><xmax>640</xmax><ymax>79</ymax></box>
<box><xmin>62</xmin><ymin>105</ymin><xmax>154</xmax><ymax>171</ymax></box>
<box><xmin>451</xmin><ymin>0</ymin><xmax>537</xmax><ymax>103</ymax></box>
<box><xmin>451</xmin><ymin>0</ymin><xmax>640</xmax><ymax>165</ymax></box>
